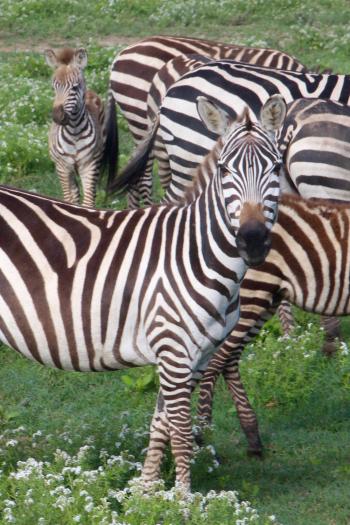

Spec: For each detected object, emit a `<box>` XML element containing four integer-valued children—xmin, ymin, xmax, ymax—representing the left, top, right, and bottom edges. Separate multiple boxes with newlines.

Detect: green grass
<box><xmin>1</xmin><ymin>1</ymin><xmax>350</xmax><ymax>523</ymax></box>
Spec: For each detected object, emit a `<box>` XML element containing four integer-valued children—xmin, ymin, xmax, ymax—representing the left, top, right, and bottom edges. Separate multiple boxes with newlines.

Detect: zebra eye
<box><xmin>273</xmin><ymin>161</ymin><xmax>282</xmax><ymax>172</ymax></box>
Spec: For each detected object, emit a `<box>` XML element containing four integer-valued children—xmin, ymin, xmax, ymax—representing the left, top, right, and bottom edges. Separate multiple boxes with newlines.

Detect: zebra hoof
<box><xmin>247</xmin><ymin>448</ymin><xmax>263</xmax><ymax>459</ymax></box>
<box><xmin>321</xmin><ymin>340</ymin><xmax>338</xmax><ymax>357</ymax></box>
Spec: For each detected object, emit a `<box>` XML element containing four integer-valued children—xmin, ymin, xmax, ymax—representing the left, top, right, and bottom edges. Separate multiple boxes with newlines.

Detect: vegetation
<box><xmin>0</xmin><ymin>1</ymin><xmax>350</xmax><ymax>523</ymax></box>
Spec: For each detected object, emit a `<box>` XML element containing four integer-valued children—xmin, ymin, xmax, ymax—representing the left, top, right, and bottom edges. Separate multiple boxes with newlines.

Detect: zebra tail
<box><xmin>103</xmin><ymin>92</ymin><xmax>118</xmax><ymax>192</ymax></box>
<box><xmin>108</xmin><ymin>115</ymin><xmax>159</xmax><ymax>196</ymax></box>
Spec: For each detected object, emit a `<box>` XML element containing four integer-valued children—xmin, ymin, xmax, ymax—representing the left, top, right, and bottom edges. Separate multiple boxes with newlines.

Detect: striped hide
<box><xmin>0</xmin><ymin>96</ymin><xmax>284</xmax><ymax>488</ymax></box>
<box><xmin>109</xmin><ymin>35</ymin><xmax>306</xmax><ymax>206</ymax></box>
<box><xmin>156</xmin><ymin>61</ymin><xmax>350</xmax><ymax>203</ymax></box>
<box><xmin>197</xmin><ymin>193</ymin><xmax>350</xmax><ymax>456</ymax></box>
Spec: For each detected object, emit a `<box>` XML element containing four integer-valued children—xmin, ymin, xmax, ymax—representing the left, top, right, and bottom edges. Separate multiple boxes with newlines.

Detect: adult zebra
<box><xmin>274</xmin><ymin>98</ymin><xmax>350</xmax><ymax>349</ymax></box>
<box><xmin>0</xmin><ymin>95</ymin><xmax>285</xmax><ymax>488</ymax></box>
<box><xmin>45</xmin><ymin>47</ymin><xmax>116</xmax><ymax>207</ymax></box>
<box><xmin>197</xmin><ymin>193</ymin><xmax>350</xmax><ymax>456</ymax></box>
<box><xmin>150</xmin><ymin>60</ymin><xmax>350</xmax><ymax>204</ymax></box>
<box><xmin>109</xmin><ymin>35</ymin><xmax>306</xmax><ymax>206</ymax></box>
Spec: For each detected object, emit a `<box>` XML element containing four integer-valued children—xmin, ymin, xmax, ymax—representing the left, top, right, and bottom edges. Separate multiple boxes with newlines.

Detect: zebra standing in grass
<box><xmin>45</xmin><ymin>48</ymin><xmax>116</xmax><ymax>207</ymax></box>
<box><xmin>0</xmin><ymin>95</ymin><xmax>285</xmax><ymax>488</ymax></box>
<box><xmin>275</xmin><ymin>98</ymin><xmax>350</xmax><ymax>348</ymax></box>
<box><xmin>109</xmin><ymin>35</ymin><xmax>306</xmax><ymax>206</ymax></box>
<box><xmin>197</xmin><ymin>193</ymin><xmax>350</xmax><ymax>456</ymax></box>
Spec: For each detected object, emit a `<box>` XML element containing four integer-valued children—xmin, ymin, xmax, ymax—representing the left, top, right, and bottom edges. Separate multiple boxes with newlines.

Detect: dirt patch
<box><xmin>0</xmin><ymin>35</ymin><xmax>139</xmax><ymax>52</ymax></box>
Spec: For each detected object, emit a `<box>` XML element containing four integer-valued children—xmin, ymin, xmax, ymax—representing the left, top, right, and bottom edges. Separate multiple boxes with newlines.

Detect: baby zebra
<box><xmin>45</xmin><ymin>47</ymin><xmax>115</xmax><ymax>207</ymax></box>
<box><xmin>0</xmin><ymin>96</ymin><xmax>284</xmax><ymax>488</ymax></box>
<box><xmin>197</xmin><ymin>193</ymin><xmax>350</xmax><ymax>456</ymax></box>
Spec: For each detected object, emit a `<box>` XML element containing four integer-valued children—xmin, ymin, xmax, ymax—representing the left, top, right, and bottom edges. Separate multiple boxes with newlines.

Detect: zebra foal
<box><xmin>197</xmin><ymin>193</ymin><xmax>350</xmax><ymax>456</ymax></box>
<box><xmin>0</xmin><ymin>95</ymin><xmax>285</xmax><ymax>488</ymax></box>
<box><xmin>45</xmin><ymin>47</ymin><xmax>115</xmax><ymax>207</ymax></box>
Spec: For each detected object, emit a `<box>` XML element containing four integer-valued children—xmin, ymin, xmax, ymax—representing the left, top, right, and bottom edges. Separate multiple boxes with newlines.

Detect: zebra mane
<box><xmin>280</xmin><ymin>192</ymin><xmax>350</xmax><ymax>214</ymax></box>
<box><xmin>182</xmin><ymin>139</ymin><xmax>223</xmax><ymax>204</ymax></box>
<box><xmin>55</xmin><ymin>48</ymin><xmax>76</xmax><ymax>65</ymax></box>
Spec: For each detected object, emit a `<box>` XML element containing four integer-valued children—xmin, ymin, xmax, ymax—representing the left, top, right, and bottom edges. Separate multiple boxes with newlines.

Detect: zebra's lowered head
<box><xmin>196</xmin><ymin>94</ymin><xmax>286</xmax><ymax>267</ymax></box>
<box><xmin>45</xmin><ymin>47</ymin><xmax>87</xmax><ymax>126</ymax></box>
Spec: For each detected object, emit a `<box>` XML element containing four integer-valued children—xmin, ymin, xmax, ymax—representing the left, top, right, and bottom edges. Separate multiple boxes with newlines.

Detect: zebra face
<box><xmin>45</xmin><ymin>49</ymin><xmax>88</xmax><ymax>127</ymax></box>
<box><xmin>197</xmin><ymin>94</ymin><xmax>286</xmax><ymax>267</ymax></box>
<box><xmin>51</xmin><ymin>65</ymin><xmax>86</xmax><ymax>126</ymax></box>
<box><xmin>219</xmin><ymin>126</ymin><xmax>282</xmax><ymax>267</ymax></box>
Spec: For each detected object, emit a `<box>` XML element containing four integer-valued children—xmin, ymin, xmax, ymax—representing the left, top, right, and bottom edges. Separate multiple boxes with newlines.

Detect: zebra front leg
<box><xmin>80</xmin><ymin>162</ymin><xmax>100</xmax><ymax>207</ymax></box>
<box><xmin>56</xmin><ymin>164</ymin><xmax>80</xmax><ymax>204</ymax></box>
<box><xmin>142</xmin><ymin>390</ymin><xmax>170</xmax><ymax>482</ymax></box>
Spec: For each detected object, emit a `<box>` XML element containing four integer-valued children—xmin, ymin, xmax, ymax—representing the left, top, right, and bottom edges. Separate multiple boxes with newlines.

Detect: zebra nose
<box><xmin>236</xmin><ymin>219</ymin><xmax>271</xmax><ymax>267</ymax></box>
<box><xmin>52</xmin><ymin>105</ymin><xmax>69</xmax><ymax>126</ymax></box>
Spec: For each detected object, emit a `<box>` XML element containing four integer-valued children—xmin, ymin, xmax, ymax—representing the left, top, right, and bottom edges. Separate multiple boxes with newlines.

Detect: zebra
<box><xmin>109</xmin><ymin>35</ymin><xmax>306</xmax><ymax>207</ymax></box>
<box><xmin>197</xmin><ymin>192</ymin><xmax>350</xmax><ymax>456</ymax></box>
<box><xmin>275</xmin><ymin>98</ymin><xmax>350</xmax><ymax>349</ymax></box>
<box><xmin>151</xmin><ymin>60</ymin><xmax>350</xmax><ymax>204</ymax></box>
<box><xmin>45</xmin><ymin>47</ymin><xmax>116</xmax><ymax>207</ymax></box>
<box><xmin>0</xmin><ymin>95</ymin><xmax>285</xmax><ymax>488</ymax></box>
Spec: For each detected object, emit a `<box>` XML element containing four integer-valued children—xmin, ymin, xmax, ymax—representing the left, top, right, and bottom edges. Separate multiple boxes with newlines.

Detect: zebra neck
<box><xmin>67</xmin><ymin>105</ymin><xmax>92</xmax><ymax>133</ymax></box>
<box><xmin>187</xmin><ymin>175</ymin><xmax>244</xmax><ymax>285</ymax></box>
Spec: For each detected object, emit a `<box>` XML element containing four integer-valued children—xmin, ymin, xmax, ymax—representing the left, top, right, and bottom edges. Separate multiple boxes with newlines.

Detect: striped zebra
<box><xmin>152</xmin><ymin>60</ymin><xmax>350</xmax><ymax>204</ymax></box>
<box><xmin>197</xmin><ymin>193</ymin><xmax>350</xmax><ymax>456</ymax></box>
<box><xmin>0</xmin><ymin>95</ymin><xmax>285</xmax><ymax>488</ymax></box>
<box><xmin>109</xmin><ymin>35</ymin><xmax>306</xmax><ymax>206</ymax></box>
<box><xmin>45</xmin><ymin>48</ymin><xmax>116</xmax><ymax>207</ymax></box>
<box><xmin>275</xmin><ymin>98</ymin><xmax>350</xmax><ymax>347</ymax></box>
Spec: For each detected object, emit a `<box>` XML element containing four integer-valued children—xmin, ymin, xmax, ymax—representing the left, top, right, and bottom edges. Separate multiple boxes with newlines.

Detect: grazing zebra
<box><xmin>197</xmin><ymin>193</ymin><xmax>350</xmax><ymax>456</ymax></box>
<box><xmin>109</xmin><ymin>35</ymin><xmax>306</xmax><ymax>206</ymax></box>
<box><xmin>152</xmin><ymin>60</ymin><xmax>350</xmax><ymax>204</ymax></box>
<box><xmin>275</xmin><ymin>98</ymin><xmax>350</xmax><ymax>346</ymax></box>
<box><xmin>45</xmin><ymin>47</ymin><xmax>115</xmax><ymax>207</ymax></box>
<box><xmin>0</xmin><ymin>95</ymin><xmax>285</xmax><ymax>488</ymax></box>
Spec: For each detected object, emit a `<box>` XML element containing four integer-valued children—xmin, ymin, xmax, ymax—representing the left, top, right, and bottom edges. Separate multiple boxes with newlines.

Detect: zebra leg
<box><xmin>277</xmin><ymin>299</ymin><xmax>295</xmax><ymax>335</ymax></box>
<box><xmin>321</xmin><ymin>316</ymin><xmax>341</xmax><ymax>356</ymax></box>
<box><xmin>56</xmin><ymin>164</ymin><xmax>80</xmax><ymax>204</ymax></box>
<box><xmin>80</xmin><ymin>163</ymin><xmax>99</xmax><ymax>207</ymax></box>
<box><xmin>142</xmin><ymin>390</ymin><xmax>170</xmax><ymax>482</ymax></box>
<box><xmin>222</xmin><ymin>351</ymin><xmax>263</xmax><ymax>457</ymax></box>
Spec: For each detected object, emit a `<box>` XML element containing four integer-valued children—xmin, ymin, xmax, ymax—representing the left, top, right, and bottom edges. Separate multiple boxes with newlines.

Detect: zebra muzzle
<box><xmin>52</xmin><ymin>106</ymin><xmax>69</xmax><ymax>126</ymax></box>
<box><xmin>236</xmin><ymin>219</ymin><xmax>271</xmax><ymax>267</ymax></box>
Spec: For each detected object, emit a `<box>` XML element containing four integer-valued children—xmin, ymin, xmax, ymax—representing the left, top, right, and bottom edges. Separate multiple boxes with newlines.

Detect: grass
<box><xmin>1</xmin><ymin>1</ymin><xmax>350</xmax><ymax>523</ymax></box>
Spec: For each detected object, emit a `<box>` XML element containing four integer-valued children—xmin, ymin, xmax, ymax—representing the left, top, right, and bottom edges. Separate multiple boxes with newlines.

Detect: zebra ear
<box><xmin>73</xmin><ymin>48</ymin><xmax>88</xmax><ymax>69</ymax></box>
<box><xmin>44</xmin><ymin>49</ymin><xmax>59</xmax><ymax>69</ymax></box>
<box><xmin>196</xmin><ymin>96</ymin><xmax>231</xmax><ymax>135</ymax></box>
<box><xmin>260</xmin><ymin>94</ymin><xmax>286</xmax><ymax>132</ymax></box>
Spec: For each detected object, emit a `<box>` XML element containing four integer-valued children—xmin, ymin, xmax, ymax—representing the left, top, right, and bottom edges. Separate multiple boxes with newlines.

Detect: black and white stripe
<box><xmin>0</xmin><ymin>97</ymin><xmax>283</xmax><ymax>488</ymax></box>
<box><xmin>197</xmin><ymin>193</ymin><xmax>350</xmax><ymax>456</ymax></box>
<box><xmin>109</xmin><ymin>35</ymin><xmax>305</xmax><ymax>206</ymax></box>
<box><xmin>158</xmin><ymin>60</ymin><xmax>350</xmax><ymax>203</ymax></box>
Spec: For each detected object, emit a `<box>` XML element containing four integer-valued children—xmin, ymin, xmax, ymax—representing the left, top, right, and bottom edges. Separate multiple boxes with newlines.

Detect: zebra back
<box><xmin>276</xmin><ymin>98</ymin><xmax>350</xmax><ymax>200</ymax></box>
<box><xmin>158</xmin><ymin>60</ymin><xmax>350</xmax><ymax>203</ymax></box>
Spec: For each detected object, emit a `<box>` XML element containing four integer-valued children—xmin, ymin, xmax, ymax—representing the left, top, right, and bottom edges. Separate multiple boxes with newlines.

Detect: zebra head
<box><xmin>45</xmin><ymin>48</ymin><xmax>87</xmax><ymax>126</ymax></box>
<box><xmin>197</xmin><ymin>94</ymin><xmax>286</xmax><ymax>267</ymax></box>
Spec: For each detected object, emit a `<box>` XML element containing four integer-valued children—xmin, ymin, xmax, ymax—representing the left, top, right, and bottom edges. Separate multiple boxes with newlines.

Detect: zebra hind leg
<box><xmin>321</xmin><ymin>316</ymin><xmax>341</xmax><ymax>357</ymax></box>
<box><xmin>222</xmin><ymin>353</ymin><xmax>263</xmax><ymax>457</ymax></box>
<box><xmin>277</xmin><ymin>300</ymin><xmax>295</xmax><ymax>335</ymax></box>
